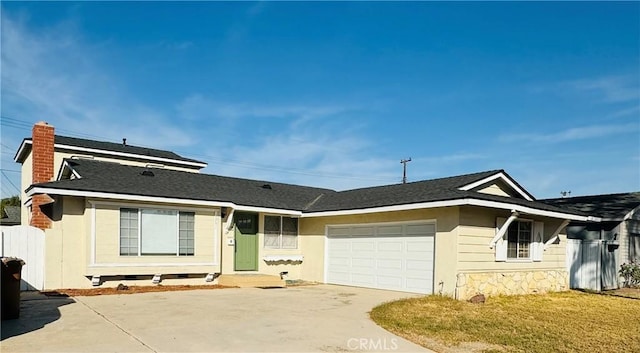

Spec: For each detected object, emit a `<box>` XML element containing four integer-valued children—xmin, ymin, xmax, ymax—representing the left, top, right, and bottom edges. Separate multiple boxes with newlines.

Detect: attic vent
<box><xmin>70</xmin><ymin>155</ymin><xmax>94</xmax><ymax>160</ymax></box>
<box><xmin>261</xmin><ymin>184</ymin><xmax>272</xmax><ymax>190</ymax></box>
<box><xmin>141</xmin><ymin>170</ymin><xmax>155</xmax><ymax>177</ymax></box>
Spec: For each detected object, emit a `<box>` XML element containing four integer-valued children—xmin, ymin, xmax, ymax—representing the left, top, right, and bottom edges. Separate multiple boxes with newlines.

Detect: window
<box><xmin>507</xmin><ymin>220</ymin><xmax>532</xmax><ymax>259</ymax></box>
<box><xmin>119</xmin><ymin>208</ymin><xmax>138</xmax><ymax>256</ymax></box>
<box><xmin>119</xmin><ymin>208</ymin><xmax>195</xmax><ymax>256</ymax></box>
<box><xmin>264</xmin><ymin>215</ymin><xmax>298</xmax><ymax>249</ymax></box>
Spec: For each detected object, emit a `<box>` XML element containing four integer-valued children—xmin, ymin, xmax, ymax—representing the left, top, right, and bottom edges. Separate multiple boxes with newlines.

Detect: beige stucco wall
<box><xmin>20</xmin><ymin>152</ymin><xmax>33</xmax><ymax>225</ymax></box>
<box><xmin>44</xmin><ymin>196</ymin><xmax>89</xmax><ymax>289</ymax></box>
<box><xmin>44</xmin><ymin>198</ymin><xmax>221</xmax><ymax>289</ymax></box>
<box><xmin>220</xmin><ymin>212</ymin><xmax>306</xmax><ymax>279</ymax></box>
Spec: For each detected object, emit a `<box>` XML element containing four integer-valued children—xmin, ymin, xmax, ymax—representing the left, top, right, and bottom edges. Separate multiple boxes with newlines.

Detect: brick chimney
<box><xmin>31</xmin><ymin>121</ymin><xmax>55</xmax><ymax>229</ymax></box>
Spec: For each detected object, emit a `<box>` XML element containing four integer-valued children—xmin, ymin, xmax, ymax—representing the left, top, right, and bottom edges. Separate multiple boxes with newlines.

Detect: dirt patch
<box><xmin>43</xmin><ymin>284</ymin><xmax>235</xmax><ymax>297</ymax></box>
<box><xmin>603</xmin><ymin>287</ymin><xmax>640</xmax><ymax>299</ymax></box>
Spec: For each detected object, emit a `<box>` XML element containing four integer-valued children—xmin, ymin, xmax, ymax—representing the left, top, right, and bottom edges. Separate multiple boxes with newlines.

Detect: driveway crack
<box><xmin>75</xmin><ymin>297</ymin><xmax>157</xmax><ymax>353</ymax></box>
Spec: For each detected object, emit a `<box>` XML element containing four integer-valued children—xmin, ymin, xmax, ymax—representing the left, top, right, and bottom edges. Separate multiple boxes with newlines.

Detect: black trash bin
<box><xmin>1</xmin><ymin>257</ymin><xmax>25</xmax><ymax>320</ymax></box>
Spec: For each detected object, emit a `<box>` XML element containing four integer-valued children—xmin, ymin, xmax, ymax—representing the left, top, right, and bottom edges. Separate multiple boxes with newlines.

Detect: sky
<box><xmin>1</xmin><ymin>1</ymin><xmax>639</xmax><ymax>200</ymax></box>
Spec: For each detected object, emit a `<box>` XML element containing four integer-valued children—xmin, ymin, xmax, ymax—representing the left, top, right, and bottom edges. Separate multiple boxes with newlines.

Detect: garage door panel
<box><xmin>352</xmin><ymin>257</ymin><xmax>375</xmax><ymax>268</ymax></box>
<box><xmin>329</xmin><ymin>257</ymin><xmax>351</xmax><ymax>267</ymax></box>
<box><xmin>377</xmin><ymin>259</ymin><xmax>402</xmax><ymax>270</ymax></box>
<box><xmin>377</xmin><ymin>241</ymin><xmax>403</xmax><ymax>252</ymax></box>
<box><xmin>406</xmin><ymin>240</ymin><xmax>433</xmax><ymax>252</ymax></box>
<box><xmin>352</xmin><ymin>241</ymin><xmax>375</xmax><ymax>252</ymax></box>
<box><xmin>406</xmin><ymin>259</ymin><xmax>432</xmax><ymax>271</ymax></box>
<box><xmin>327</xmin><ymin>223</ymin><xmax>434</xmax><ymax>294</ymax></box>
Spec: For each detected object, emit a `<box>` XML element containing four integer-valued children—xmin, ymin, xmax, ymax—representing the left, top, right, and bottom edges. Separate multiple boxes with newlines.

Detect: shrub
<box><xmin>619</xmin><ymin>261</ymin><xmax>640</xmax><ymax>288</ymax></box>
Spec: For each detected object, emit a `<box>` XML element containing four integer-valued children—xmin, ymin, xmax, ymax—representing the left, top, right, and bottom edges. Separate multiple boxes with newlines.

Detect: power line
<box><xmin>0</xmin><ymin>115</ymin><xmax>398</xmax><ymax>183</ymax></box>
<box><xmin>0</xmin><ymin>169</ymin><xmax>21</xmax><ymax>173</ymax></box>
<box><xmin>1</xmin><ymin>170</ymin><xmax>21</xmax><ymax>195</ymax></box>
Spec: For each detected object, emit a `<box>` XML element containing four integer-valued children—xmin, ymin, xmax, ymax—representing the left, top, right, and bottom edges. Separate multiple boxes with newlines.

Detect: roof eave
<box><xmin>302</xmin><ymin>197</ymin><xmax>598</xmax><ymax>221</ymax></box>
<box><xmin>13</xmin><ymin>139</ymin><xmax>32</xmax><ymax>163</ymax></box>
<box><xmin>25</xmin><ymin>186</ymin><xmax>303</xmax><ymax>216</ymax></box>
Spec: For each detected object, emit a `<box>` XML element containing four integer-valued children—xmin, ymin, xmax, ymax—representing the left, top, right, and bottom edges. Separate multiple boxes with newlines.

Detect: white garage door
<box><xmin>326</xmin><ymin>222</ymin><xmax>435</xmax><ymax>294</ymax></box>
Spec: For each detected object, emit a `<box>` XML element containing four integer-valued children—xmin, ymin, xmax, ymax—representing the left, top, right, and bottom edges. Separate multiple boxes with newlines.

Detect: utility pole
<box><xmin>400</xmin><ymin>158</ymin><xmax>412</xmax><ymax>184</ymax></box>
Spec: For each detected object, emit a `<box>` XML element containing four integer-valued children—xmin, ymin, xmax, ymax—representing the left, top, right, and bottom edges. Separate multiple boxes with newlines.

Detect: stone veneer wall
<box><xmin>455</xmin><ymin>270</ymin><xmax>569</xmax><ymax>300</ymax></box>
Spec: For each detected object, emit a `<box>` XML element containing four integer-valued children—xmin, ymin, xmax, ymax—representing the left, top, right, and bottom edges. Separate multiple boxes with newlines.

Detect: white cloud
<box><xmin>1</xmin><ymin>13</ymin><xmax>196</xmax><ymax>150</ymax></box>
<box><xmin>562</xmin><ymin>74</ymin><xmax>639</xmax><ymax>103</ymax></box>
<box><xmin>499</xmin><ymin>123</ymin><xmax>639</xmax><ymax>143</ymax></box>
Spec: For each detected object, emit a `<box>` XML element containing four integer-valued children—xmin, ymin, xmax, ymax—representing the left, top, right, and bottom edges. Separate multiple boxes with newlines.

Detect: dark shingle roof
<box><xmin>28</xmin><ymin>160</ymin><xmax>587</xmax><ymax>217</ymax></box>
<box><xmin>541</xmin><ymin>192</ymin><xmax>640</xmax><ymax>220</ymax></box>
<box><xmin>0</xmin><ymin>206</ymin><xmax>21</xmax><ymax>225</ymax></box>
<box><xmin>306</xmin><ymin>170</ymin><xmax>499</xmax><ymax>212</ymax></box>
<box><xmin>31</xmin><ymin>159</ymin><xmax>334</xmax><ymax>211</ymax></box>
<box><xmin>305</xmin><ymin>170</ymin><xmax>584</xmax><ymax>215</ymax></box>
<box><xmin>16</xmin><ymin>135</ymin><xmax>206</xmax><ymax>166</ymax></box>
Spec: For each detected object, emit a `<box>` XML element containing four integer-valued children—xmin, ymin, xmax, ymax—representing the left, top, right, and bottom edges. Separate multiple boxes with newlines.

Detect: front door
<box><xmin>234</xmin><ymin>212</ymin><xmax>258</xmax><ymax>271</ymax></box>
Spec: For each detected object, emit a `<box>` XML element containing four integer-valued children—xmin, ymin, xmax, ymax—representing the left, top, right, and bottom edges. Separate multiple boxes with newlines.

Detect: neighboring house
<box><xmin>15</xmin><ymin>122</ymin><xmax>599</xmax><ymax>299</ymax></box>
<box><xmin>0</xmin><ymin>206</ymin><xmax>21</xmax><ymax>226</ymax></box>
<box><xmin>542</xmin><ymin>193</ymin><xmax>640</xmax><ymax>290</ymax></box>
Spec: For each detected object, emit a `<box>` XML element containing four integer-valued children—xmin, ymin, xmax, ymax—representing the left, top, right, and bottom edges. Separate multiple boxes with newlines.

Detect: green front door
<box><xmin>234</xmin><ymin>212</ymin><xmax>258</xmax><ymax>271</ymax></box>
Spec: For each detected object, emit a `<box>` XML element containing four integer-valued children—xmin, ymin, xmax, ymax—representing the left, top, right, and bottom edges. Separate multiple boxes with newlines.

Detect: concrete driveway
<box><xmin>1</xmin><ymin>285</ymin><xmax>433</xmax><ymax>352</ymax></box>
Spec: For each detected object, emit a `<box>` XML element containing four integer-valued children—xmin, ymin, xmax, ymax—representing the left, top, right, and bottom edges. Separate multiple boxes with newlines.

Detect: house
<box><xmin>0</xmin><ymin>206</ymin><xmax>21</xmax><ymax>226</ymax></box>
<box><xmin>542</xmin><ymin>193</ymin><xmax>640</xmax><ymax>290</ymax></box>
<box><xmin>14</xmin><ymin>121</ymin><xmax>599</xmax><ymax>299</ymax></box>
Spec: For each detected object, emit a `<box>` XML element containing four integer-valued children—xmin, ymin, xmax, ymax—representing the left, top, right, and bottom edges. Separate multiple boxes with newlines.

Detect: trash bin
<box><xmin>1</xmin><ymin>257</ymin><xmax>25</xmax><ymax>320</ymax></box>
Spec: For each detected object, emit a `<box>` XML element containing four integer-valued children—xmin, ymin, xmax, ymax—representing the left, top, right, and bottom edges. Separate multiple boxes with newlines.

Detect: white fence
<box><xmin>1</xmin><ymin>225</ymin><xmax>45</xmax><ymax>291</ymax></box>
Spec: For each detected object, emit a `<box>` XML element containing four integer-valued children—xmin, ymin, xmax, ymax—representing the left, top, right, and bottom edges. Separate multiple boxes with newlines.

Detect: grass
<box><xmin>370</xmin><ymin>291</ymin><xmax>640</xmax><ymax>353</ymax></box>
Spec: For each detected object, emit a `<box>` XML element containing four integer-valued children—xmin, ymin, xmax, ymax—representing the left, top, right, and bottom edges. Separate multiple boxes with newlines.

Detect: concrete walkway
<box><xmin>1</xmin><ymin>285</ymin><xmax>433</xmax><ymax>352</ymax></box>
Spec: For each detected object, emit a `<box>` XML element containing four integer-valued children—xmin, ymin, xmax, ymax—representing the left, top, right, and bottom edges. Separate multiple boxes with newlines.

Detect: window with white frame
<box><xmin>507</xmin><ymin>220</ymin><xmax>532</xmax><ymax>259</ymax></box>
<box><xmin>119</xmin><ymin>208</ymin><xmax>195</xmax><ymax>256</ymax></box>
<box><xmin>264</xmin><ymin>215</ymin><xmax>298</xmax><ymax>249</ymax></box>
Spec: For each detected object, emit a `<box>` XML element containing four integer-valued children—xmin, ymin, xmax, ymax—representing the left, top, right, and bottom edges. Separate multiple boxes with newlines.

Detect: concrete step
<box><xmin>218</xmin><ymin>274</ymin><xmax>286</xmax><ymax>288</ymax></box>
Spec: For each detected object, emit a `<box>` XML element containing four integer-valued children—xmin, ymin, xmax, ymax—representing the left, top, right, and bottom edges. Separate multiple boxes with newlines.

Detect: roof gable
<box><xmin>457</xmin><ymin>170</ymin><xmax>535</xmax><ymax>201</ymax></box>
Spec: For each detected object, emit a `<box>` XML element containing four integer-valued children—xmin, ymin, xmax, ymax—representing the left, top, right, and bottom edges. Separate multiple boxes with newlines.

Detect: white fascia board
<box><xmin>27</xmin><ymin>187</ymin><xmax>234</xmax><ymax>208</ymax></box>
<box><xmin>466</xmin><ymin>199</ymin><xmax>598</xmax><ymax>221</ymax></box>
<box><xmin>13</xmin><ymin>140</ymin><xmax>30</xmax><ymax>162</ymax></box>
<box><xmin>232</xmin><ymin>205</ymin><xmax>302</xmax><ymax>216</ymax></box>
<box><xmin>56</xmin><ymin>160</ymin><xmax>82</xmax><ymax>181</ymax></box>
<box><xmin>301</xmin><ymin>200</ymin><xmax>465</xmax><ymax>218</ymax></box>
<box><xmin>458</xmin><ymin>172</ymin><xmax>534</xmax><ymax>201</ymax></box>
<box><xmin>54</xmin><ymin>143</ymin><xmax>208</xmax><ymax>168</ymax></box>
<box><xmin>302</xmin><ymin>198</ymin><xmax>598</xmax><ymax>222</ymax></box>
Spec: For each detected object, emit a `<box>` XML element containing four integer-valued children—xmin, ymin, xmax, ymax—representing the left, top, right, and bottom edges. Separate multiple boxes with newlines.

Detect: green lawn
<box><xmin>370</xmin><ymin>291</ymin><xmax>640</xmax><ymax>353</ymax></box>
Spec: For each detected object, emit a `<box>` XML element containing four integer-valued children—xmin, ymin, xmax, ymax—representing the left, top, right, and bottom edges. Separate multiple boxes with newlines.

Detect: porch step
<box><xmin>218</xmin><ymin>274</ymin><xmax>286</xmax><ymax>288</ymax></box>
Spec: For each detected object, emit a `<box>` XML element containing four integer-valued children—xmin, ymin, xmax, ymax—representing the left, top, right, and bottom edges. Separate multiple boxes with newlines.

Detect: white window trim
<box><xmin>264</xmin><ymin>215</ymin><xmax>299</xmax><ymax>250</ymax></box>
<box><xmin>506</xmin><ymin>218</ymin><xmax>533</xmax><ymax>261</ymax></box>
<box><xmin>119</xmin><ymin>207</ymin><xmax>195</xmax><ymax>257</ymax></box>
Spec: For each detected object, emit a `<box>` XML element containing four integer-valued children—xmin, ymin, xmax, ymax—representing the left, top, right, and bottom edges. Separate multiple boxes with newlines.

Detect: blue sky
<box><xmin>1</xmin><ymin>2</ymin><xmax>639</xmax><ymax>200</ymax></box>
